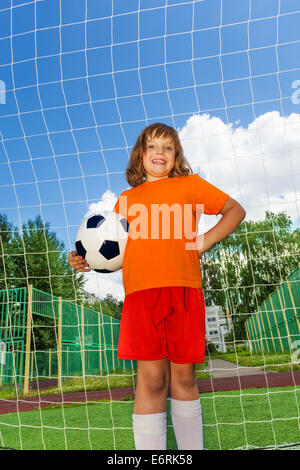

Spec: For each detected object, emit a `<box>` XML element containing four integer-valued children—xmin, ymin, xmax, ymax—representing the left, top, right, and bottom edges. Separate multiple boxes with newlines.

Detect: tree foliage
<box><xmin>2</xmin><ymin>215</ymin><xmax>85</xmax><ymax>298</ymax></box>
<box><xmin>0</xmin><ymin>214</ymin><xmax>86</xmax><ymax>349</ymax></box>
<box><xmin>83</xmin><ymin>294</ymin><xmax>123</xmax><ymax>320</ymax></box>
<box><xmin>201</xmin><ymin>210</ymin><xmax>299</xmax><ymax>340</ymax></box>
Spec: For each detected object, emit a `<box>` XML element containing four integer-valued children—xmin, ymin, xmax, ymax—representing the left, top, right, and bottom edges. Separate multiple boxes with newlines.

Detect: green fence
<box><xmin>245</xmin><ymin>264</ymin><xmax>300</xmax><ymax>354</ymax></box>
<box><xmin>0</xmin><ymin>288</ymin><xmax>27</xmax><ymax>390</ymax></box>
<box><xmin>0</xmin><ymin>286</ymin><xmax>135</xmax><ymax>393</ymax></box>
<box><xmin>60</xmin><ymin>299</ymin><xmax>131</xmax><ymax>379</ymax></box>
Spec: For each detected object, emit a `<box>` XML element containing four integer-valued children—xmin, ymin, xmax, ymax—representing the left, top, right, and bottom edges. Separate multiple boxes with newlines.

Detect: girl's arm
<box><xmin>197</xmin><ymin>197</ymin><xmax>246</xmax><ymax>256</ymax></box>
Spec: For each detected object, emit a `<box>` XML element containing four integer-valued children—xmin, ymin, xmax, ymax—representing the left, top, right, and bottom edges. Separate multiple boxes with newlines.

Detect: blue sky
<box><xmin>0</xmin><ymin>0</ymin><xmax>300</xmax><ymax>291</ymax></box>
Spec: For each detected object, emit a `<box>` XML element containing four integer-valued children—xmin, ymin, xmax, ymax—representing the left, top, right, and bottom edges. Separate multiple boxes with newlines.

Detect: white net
<box><xmin>0</xmin><ymin>0</ymin><xmax>299</xmax><ymax>450</ymax></box>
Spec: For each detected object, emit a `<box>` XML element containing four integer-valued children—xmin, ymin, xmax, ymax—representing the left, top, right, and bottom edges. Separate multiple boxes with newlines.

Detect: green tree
<box><xmin>0</xmin><ymin>214</ymin><xmax>18</xmax><ymax>290</ymax></box>
<box><xmin>202</xmin><ymin>210</ymin><xmax>300</xmax><ymax>341</ymax></box>
<box><xmin>83</xmin><ymin>294</ymin><xmax>123</xmax><ymax>320</ymax></box>
<box><xmin>7</xmin><ymin>215</ymin><xmax>85</xmax><ymax>298</ymax></box>
<box><xmin>101</xmin><ymin>294</ymin><xmax>123</xmax><ymax>320</ymax></box>
<box><xmin>2</xmin><ymin>215</ymin><xmax>86</xmax><ymax>350</ymax></box>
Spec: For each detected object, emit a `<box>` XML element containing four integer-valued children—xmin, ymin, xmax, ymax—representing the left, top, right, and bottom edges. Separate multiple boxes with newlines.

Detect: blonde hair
<box><xmin>126</xmin><ymin>123</ymin><xmax>193</xmax><ymax>187</ymax></box>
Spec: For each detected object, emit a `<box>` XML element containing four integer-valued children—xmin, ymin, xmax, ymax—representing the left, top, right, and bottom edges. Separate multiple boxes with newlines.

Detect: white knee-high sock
<box><xmin>170</xmin><ymin>398</ymin><xmax>203</xmax><ymax>450</ymax></box>
<box><xmin>132</xmin><ymin>411</ymin><xmax>167</xmax><ymax>450</ymax></box>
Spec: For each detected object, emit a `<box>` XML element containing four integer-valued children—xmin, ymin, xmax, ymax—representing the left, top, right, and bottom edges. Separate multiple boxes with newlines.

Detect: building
<box><xmin>205</xmin><ymin>305</ymin><xmax>232</xmax><ymax>353</ymax></box>
<box><xmin>81</xmin><ymin>290</ymin><xmax>99</xmax><ymax>304</ymax></box>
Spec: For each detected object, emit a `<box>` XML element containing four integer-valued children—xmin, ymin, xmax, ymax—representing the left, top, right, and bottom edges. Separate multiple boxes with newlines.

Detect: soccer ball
<box><xmin>75</xmin><ymin>211</ymin><xmax>129</xmax><ymax>273</ymax></box>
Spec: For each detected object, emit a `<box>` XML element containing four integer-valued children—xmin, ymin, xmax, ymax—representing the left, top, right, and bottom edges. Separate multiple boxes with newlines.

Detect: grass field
<box><xmin>1</xmin><ymin>386</ymin><xmax>299</xmax><ymax>450</ymax></box>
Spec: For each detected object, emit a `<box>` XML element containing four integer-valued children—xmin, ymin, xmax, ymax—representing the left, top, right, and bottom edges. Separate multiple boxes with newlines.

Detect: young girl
<box><xmin>68</xmin><ymin>123</ymin><xmax>246</xmax><ymax>450</ymax></box>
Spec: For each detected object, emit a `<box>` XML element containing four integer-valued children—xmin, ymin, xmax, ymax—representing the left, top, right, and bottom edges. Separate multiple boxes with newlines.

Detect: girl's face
<box><xmin>142</xmin><ymin>135</ymin><xmax>176</xmax><ymax>182</ymax></box>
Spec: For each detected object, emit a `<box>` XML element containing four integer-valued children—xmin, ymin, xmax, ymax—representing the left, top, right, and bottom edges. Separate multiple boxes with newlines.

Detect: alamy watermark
<box><xmin>0</xmin><ymin>80</ymin><xmax>6</xmax><ymax>105</ymax></box>
<box><xmin>116</xmin><ymin>195</ymin><xmax>205</xmax><ymax>251</ymax></box>
<box><xmin>291</xmin><ymin>80</ymin><xmax>300</xmax><ymax>105</ymax></box>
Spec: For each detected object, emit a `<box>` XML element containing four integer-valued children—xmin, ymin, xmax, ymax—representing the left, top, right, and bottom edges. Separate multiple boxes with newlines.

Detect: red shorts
<box><xmin>117</xmin><ymin>286</ymin><xmax>206</xmax><ymax>364</ymax></box>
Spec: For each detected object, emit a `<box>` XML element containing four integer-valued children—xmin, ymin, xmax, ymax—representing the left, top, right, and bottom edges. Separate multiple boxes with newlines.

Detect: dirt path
<box><xmin>205</xmin><ymin>358</ymin><xmax>267</xmax><ymax>378</ymax></box>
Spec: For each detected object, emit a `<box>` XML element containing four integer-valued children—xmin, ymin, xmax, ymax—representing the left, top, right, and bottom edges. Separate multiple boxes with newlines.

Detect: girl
<box><xmin>68</xmin><ymin>123</ymin><xmax>246</xmax><ymax>450</ymax></box>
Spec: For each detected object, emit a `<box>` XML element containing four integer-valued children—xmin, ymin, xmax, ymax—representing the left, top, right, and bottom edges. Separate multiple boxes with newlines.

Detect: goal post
<box><xmin>23</xmin><ymin>284</ymin><xmax>33</xmax><ymax>397</ymax></box>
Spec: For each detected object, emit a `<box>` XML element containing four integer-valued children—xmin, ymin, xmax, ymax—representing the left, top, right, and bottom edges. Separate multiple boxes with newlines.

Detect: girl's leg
<box><xmin>134</xmin><ymin>357</ymin><xmax>170</xmax><ymax>413</ymax></box>
<box><xmin>132</xmin><ymin>358</ymin><xmax>170</xmax><ymax>450</ymax></box>
<box><xmin>169</xmin><ymin>362</ymin><xmax>203</xmax><ymax>450</ymax></box>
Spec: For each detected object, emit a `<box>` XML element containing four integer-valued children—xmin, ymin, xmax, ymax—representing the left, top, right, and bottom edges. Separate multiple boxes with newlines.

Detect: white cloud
<box><xmin>85</xmin><ymin>189</ymin><xmax>118</xmax><ymax>217</ymax></box>
<box><xmin>179</xmin><ymin>111</ymin><xmax>300</xmax><ymax>227</ymax></box>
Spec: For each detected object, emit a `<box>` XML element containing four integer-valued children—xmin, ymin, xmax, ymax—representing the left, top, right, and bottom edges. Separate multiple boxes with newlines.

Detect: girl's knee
<box><xmin>141</xmin><ymin>373</ymin><xmax>169</xmax><ymax>394</ymax></box>
<box><xmin>137</xmin><ymin>359</ymin><xmax>170</xmax><ymax>393</ymax></box>
<box><xmin>170</xmin><ymin>364</ymin><xmax>196</xmax><ymax>389</ymax></box>
<box><xmin>172</xmin><ymin>375</ymin><xmax>196</xmax><ymax>389</ymax></box>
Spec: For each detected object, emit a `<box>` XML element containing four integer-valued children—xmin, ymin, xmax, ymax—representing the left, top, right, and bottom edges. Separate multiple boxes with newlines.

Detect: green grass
<box><xmin>212</xmin><ymin>351</ymin><xmax>300</xmax><ymax>372</ymax></box>
<box><xmin>0</xmin><ymin>386</ymin><xmax>299</xmax><ymax>450</ymax></box>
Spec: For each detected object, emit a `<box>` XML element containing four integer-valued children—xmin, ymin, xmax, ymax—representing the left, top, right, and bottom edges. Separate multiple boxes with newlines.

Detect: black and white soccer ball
<box><xmin>75</xmin><ymin>211</ymin><xmax>129</xmax><ymax>273</ymax></box>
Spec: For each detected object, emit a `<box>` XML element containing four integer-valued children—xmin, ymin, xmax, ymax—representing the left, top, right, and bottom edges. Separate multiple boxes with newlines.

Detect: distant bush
<box><xmin>205</xmin><ymin>343</ymin><xmax>218</xmax><ymax>355</ymax></box>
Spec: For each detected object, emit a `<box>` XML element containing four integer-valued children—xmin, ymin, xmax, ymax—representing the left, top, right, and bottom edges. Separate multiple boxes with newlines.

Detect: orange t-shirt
<box><xmin>113</xmin><ymin>174</ymin><xmax>229</xmax><ymax>296</ymax></box>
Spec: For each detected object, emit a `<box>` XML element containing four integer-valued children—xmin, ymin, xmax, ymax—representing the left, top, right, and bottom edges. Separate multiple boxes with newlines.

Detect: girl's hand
<box><xmin>68</xmin><ymin>250</ymin><xmax>91</xmax><ymax>272</ymax></box>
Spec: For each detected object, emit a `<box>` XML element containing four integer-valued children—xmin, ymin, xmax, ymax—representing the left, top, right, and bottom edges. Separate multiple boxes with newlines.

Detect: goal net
<box><xmin>0</xmin><ymin>0</ymin><xmax>299</xmax><ymax>450</ymax></box>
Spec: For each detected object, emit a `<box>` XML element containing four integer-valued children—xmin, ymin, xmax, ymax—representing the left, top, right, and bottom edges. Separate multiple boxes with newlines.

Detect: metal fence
<box><xmin>245</xmin><ymin>264</ymin><xmax>300</xmax><ymax>354</ymax></box>
<box><xmin>0</xmin><ymin>287</ymin><xmax>27</xmax><ymax>391</ymax></box>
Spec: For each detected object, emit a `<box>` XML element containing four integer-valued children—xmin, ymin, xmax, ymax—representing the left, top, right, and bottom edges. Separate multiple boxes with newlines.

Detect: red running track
<box><xmin>0</xmin><ymin>370</ymin><xmax>300</xmax><ymax>416</ymax></box>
